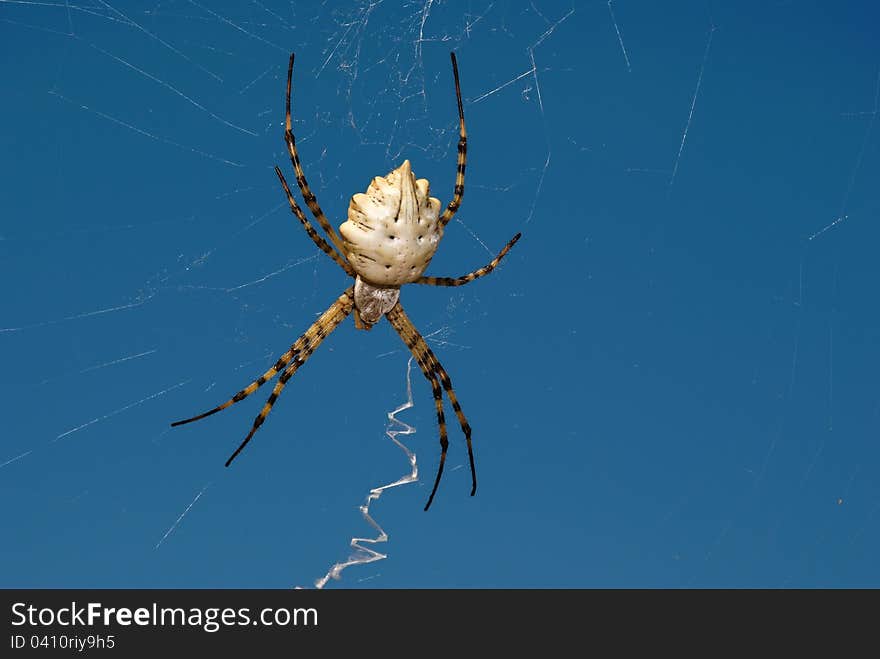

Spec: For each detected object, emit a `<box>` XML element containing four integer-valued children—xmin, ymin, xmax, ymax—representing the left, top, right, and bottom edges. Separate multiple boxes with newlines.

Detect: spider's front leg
<box><xmin>385</xmin><ymin>301</ymin><xmax>475</xmax><ymax>510</ymax></box>
<box><xmin>171</xmin><ymin>287</ymin><xmax>355</xmax><ymax>465</ymax></box>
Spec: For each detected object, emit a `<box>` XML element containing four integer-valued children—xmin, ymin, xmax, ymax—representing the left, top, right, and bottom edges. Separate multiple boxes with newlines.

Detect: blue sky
<box><xmin>2</xmin><ymin>1</ymin><xmax>879</xmax><ymax>588</ymax></box>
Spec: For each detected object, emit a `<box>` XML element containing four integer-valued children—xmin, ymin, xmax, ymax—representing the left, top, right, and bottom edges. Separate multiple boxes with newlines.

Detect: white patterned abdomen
<box><xmin>339</xmin><ymin>160</ymin><xmax>442</xmax><ymax>286</ymax></box>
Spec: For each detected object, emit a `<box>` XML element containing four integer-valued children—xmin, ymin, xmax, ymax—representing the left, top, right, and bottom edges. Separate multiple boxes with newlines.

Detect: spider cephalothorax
<box><xmin>172</xmin><ymin>52</ymin><xmax>520</xmax><ymax>510</ymax></box>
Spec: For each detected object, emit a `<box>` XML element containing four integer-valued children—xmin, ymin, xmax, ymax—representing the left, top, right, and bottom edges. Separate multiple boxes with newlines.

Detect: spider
<box><xmin>171</xmin><ymin>52</ymin><xmax>520</xmax><ymax>511</ymax></box>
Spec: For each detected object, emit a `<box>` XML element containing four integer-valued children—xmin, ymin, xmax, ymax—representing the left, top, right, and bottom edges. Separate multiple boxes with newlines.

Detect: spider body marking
<box><xmin>343</xmin><ymin>158</ymin><xmax>442</xmax><ymax>328</ymax></box>
<box><xmin>343</xmin><ymin>158</ymin><xmax>447</xmax><ymax>328</ymax></box>
<box><xmin>171</xmin><ymin>52</ymin><xmax>520</xmax><ymax>510</ymax></box>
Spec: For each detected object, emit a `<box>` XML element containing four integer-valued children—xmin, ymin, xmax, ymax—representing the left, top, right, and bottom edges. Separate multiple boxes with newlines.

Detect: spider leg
<box><xmin>275</xmin><ymin>166</ymin><xmax>355</xmax><ymax>276</ymax></box>
<box><xmin>283</xmin><ymin>53</ymin><xmax>350</xmax><ymax>259</ymax></box>
<box><xmin>171</xmin><ymin>287</ymin><xmax>354</xmax><ymax>428</ymax></box>
<box><xmin>386</xmin><ymin>302</ymin><xmax>476</xmax><ymax>510</ymax></box>
<box><xmin>412</xmin><ymin>351</ymin><xmax>449</xmax><ymax>511</ymax></box>
<box><xmin>414</xmin><ymin>232</ymin><xmax>520</xmax><ymax>287</ymax></box>
<box><xmin>420</xmin><ymin>341</ymin><xmax>476</xmax><ymax>498</ymax></box>
<box><xmin>438</xmin><ymin>52</ymin><xmax>467</xmax><ymax>229</ymax></box>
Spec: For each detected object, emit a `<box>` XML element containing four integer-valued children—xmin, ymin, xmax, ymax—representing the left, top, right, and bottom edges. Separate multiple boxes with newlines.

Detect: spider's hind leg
<box><xmin>438</xmin><ymin>52</ymin><xmax>468</xmax><ymax>229</ymax></box>
<box><xmin>283</xmin><ymin>53</ymin><xmax>350</xmax><ymax>260</ymax></box>
<box><xmin>275</xmin><ymin>166</ymin><xmax>354</xmax><ymax>276</ymax></box>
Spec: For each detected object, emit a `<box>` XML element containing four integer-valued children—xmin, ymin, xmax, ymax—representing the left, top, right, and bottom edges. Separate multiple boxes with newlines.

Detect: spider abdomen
<box><xmin>339</xmin><ymin>159</ymin><xmax>442</xmax><ymax>286</ymax></box>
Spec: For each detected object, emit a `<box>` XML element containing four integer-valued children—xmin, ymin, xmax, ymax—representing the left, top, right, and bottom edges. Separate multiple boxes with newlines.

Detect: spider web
<box><xmin>3</xmin><ymin>1</ymin><xmax>880</xmax><ymax>589</ymax></box>
<box><xmin>0</xmin><ymin>0</ymin><xmax>557</xmax><ymax>588</ymax></box>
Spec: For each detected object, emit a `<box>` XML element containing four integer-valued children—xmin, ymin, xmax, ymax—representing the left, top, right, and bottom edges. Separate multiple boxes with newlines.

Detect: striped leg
<box><xmin>275</xmin><ymin>165</ymin><xmax>354</xmax><ymax>276</ymax></box>
<box><xmin>438</xmin><ymin>52</ymin><xmax>467</xmax><ymax>229</ymax></box>
<box><xmin>411</xmin><ymin>351</ymin><xmax>449</xmax><ymax>511</ymax></box>
<box><xmin>283</xmin><ymin>53</ymin><xmax>349</xmax><ymax>258</ymax></box>
<box><xmin>415</xmin><ymin>232</ymin><xmax>520</xmax><ymax>287</ymax></box>
<box><xmin>386</xmin><ymin>302</ymin><xmax>476</xmax><ymax>510</ymax></box>
<box><xmin>171</xmin><ymin>287</ymin><xmax>354</xmax><ymax>430</ymax></box>
<box><xmin>418</xmin><ymin>342</ymin><xmax>476</xmax><ymax>500</ymax></box>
